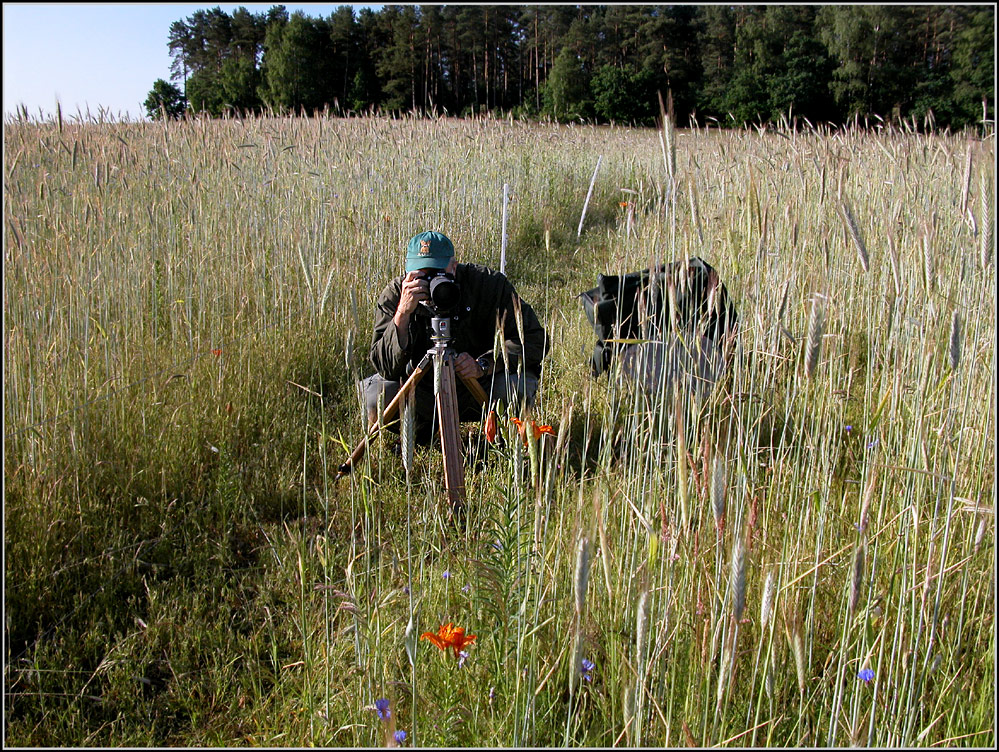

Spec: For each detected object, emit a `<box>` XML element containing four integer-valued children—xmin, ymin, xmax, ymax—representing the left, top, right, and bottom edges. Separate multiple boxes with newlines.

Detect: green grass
<box><xmin>4</xmin><ymin>111</ymin><xmax>995</xmax><ymax>747</ymax></box>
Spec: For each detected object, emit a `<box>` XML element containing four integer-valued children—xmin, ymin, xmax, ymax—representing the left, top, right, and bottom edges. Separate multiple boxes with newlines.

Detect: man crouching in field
<box><xmin>359</xmin><ymin>231</ymin><xmax>550</xmax><ymax>444</ymax></box>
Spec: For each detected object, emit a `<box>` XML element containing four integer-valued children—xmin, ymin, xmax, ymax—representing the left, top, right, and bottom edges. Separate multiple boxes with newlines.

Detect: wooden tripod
<box><xmin>337</xmin><ymin>316</ymin><xmax>488</xmax><ymax>513</ymax></box>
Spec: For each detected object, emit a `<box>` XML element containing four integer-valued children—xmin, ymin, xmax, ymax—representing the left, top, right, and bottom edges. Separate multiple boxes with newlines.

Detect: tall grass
<box><xmin>4</xmin><ymin>110</ymin><xmax>995</xmax><ymax>747</ymax></box>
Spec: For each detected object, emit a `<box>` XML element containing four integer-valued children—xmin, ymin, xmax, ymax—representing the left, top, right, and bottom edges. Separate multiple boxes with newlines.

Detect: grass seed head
<box><xmin>400</xmin><ymin>392</ymin><xmax>415</xmax><ymax>474</ymax></box>
<box><xmin>570</xmin><ymin>632</ymin><xmax>584</xmax><ymax>694</ymax></box>
<box><xmin>949</xmin><ymin>310</ymin><xmax>961</xmax><ymax>371</ymax></box>
<box><xmin>659</xmin><ymin>90</ymin><xmax>676</xmax><ymax>181</ymax></box>
<box><xmin>785</xmin><ymin>609</ymin><xmax>806</xmax><ymax>695</ymax></box>
<box><xmin>849</xmin><ymin>543</ymin><xmax>866</xmax><ymax>615</ymax></box>
<box><xmin>682</xmin><ymin>720</ymin><xmax>698</xmax><ymax>747</ymax></box>
<box><xmin>922</xmin><ymin>225</ymin><xmax>936</xmax><ymax>294</ymax></box>
<box><xmin>760</xmin><ymin>569</ymin><xmax>776</xmax><ymax>633</ymax></box>
<box><xmin>716</xmin><ymin>636</ymin><xmax>732</xmax><ymax>711</ymax></box>
<box><xmin>804</xmin><ymin>293</ymin><xmax>826</xmax><ymax>379</ymax></box>
<box><xmin>675</xmin><ymin>391</ymin><xmax>690</xmax><ymax>528</ymax></box>
<box><xmin>841</xmin><ymin>200</ymin><xmax>869</xmax><ymax>273</ymax></box>
<box><xmin>731</xmin><ymin>536</ymin><xmax>747</xmax><ymax>621</ymax></box>
<box><xmin>887</xmin><ymin>234</ymin><xmax>902</xmax><ymax>299</ymax></box>
<box><xmin>974</xmin><ymin>516</ymin><xmax>987</xmax><ymax>553</ymax></box>
<box><xmin>981</xmin><ymin>170</ymin><xmax>994</xmax><ymax>271</ymax></box>
<box><xmin>574</xmin><ymin>535</ymin><xmax>592</xmax><ymax>617</ymax></box>
<box><xmin>636</xmin><ymin>589</ymin><xmax>650</xmax><ymax>670</ymax></box>
<box><xmin>792</xmin><ymin>626</ymin><xmax>806</xmax><ymax>694</ymax></box>
<box><xmin>711</xmin><ymin>454</ymin><xmax>727</xmax><ymax>533</ymax></box>
<box><xmin>859</xmin><ymin>468</ymin><xmax>877</xmax><ymax>536</ymax></box>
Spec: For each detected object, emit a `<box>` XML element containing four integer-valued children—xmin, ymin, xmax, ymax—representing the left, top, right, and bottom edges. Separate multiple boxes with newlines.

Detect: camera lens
<box><xmin>429</xmin><ymin>275</ymin><xmax>460</xmax><ymax>312</ymax></box>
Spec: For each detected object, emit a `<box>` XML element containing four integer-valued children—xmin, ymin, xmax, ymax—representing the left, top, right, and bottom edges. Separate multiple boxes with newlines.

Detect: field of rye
<box><xmin>3</xmin><ymin>110</ymin><xmax>995</xmax><ymax>747</ymax></box>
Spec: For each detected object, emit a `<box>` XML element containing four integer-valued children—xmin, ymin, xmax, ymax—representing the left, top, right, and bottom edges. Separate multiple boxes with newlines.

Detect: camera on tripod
<box><xmin>420</xmin><ymin>271</ymin><xmax>461</xmax><ymax>315</ymax></box>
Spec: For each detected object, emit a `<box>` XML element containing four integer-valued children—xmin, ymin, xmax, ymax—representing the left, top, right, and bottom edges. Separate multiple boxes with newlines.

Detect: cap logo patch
<box><xmin>419</xmin><ymin>239</ymin><xmax>432</xmax><ymax>256</ymax></box>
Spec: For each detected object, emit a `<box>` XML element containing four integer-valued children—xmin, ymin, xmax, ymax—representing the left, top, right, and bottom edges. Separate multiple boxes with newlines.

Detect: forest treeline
<box><xmin>145</xmin><ymin>4</ymin><xmax>994</xmax><ymax>129</ymax></box>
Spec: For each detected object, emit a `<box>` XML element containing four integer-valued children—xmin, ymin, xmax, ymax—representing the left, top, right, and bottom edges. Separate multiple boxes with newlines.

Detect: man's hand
<box><xmin>397</xmin><ymin>271</ymin><xmax>429</xmax><ymax>317</ymax></box>
<box><xmin>394</xmin><ymin>271</ymin><xmax>430</xmax><ymax>348</ymax></box>
<box><xmin>454</xmin><ymin>352</ymin><xmax>485</xmax><ymax>380</ymax></box>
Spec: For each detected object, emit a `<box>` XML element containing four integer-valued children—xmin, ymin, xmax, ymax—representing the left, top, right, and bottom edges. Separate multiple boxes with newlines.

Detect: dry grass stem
<box><xmin>859</xmin><ymin>467</ymin><xmax>877</xmax><ymax>536</ymax></box>
<box><xmin>961</xmin><ymin>146</ymin><xmax>973</xmax><ymax>215</ymax></box>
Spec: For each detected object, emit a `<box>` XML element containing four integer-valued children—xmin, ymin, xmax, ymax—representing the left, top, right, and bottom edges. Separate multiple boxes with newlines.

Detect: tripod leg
<box><xmin>337</xmin><ymin>356</ymin><xmax>431</xmax><ymax>478</ymax></box>
<box><xmin>435</xmin><ymin>350</ymin><xmax>466</xmax><ymax>515</ymax></box>
<box><xmin>457</xmin><ymin>372</ymin><xmax>488</xmax><ymax>406</ymax></box>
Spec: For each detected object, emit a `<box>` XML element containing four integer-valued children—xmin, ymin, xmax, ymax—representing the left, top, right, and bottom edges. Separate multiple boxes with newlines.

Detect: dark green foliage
<box><xmin>185</xmin><ymin>68</ymin><xmax>227</xmax><ymax>116</ymax></box>
<box><xmin>374</xmin><ymin>5</ymin><xmax>422</xmax><ymax>111</ymax></box>
<box><xmin>259</xmin><ymin>11</ymin><xmax>338</xmax><ymax>113</ymax></box>
<box><xmin>144</xmin><ymin>79</ymin><xmax>186</xmax><ymax>120</ymax></box>
<box><xmin>328</xmin><ymin>5</ymin><xmax>364</xmax><ymax>108</ymax></box>
<box><xmin>948</xmin><ymin>7</ymin><xmax>995</xmax><ymax>126</ymax></box>
<box><xmin>770</xmin><ymin>28</ymin><xmax>836</xmax><ymax>123</ymax></box>
<box><xmin>708</xmin><ymin>6</ymin><xmax>836</xmax><ymax>125</ymax></box>
<box><xmin>151</xmin><ymin>3</ymin><xmax>993</xmax><ymax>127</ymax></box>
<box><xmin>543</xmin><ymin>46</ymin><xmax>592</xmax><ymax>122</ymax></box>
<box><xmin>167</xmin><ymin>7</ymin><xmax>235</xmax><ymax>82</ymax></box>
<box><xmin>591</xmin><ymin>65</ymin><xmax>658</xmax><ymax>125</ymax></box>
<box><xmin>218</xmin><ymin>56</ymin><xmax>262</xmax><ymax>114</ymax></box>
<box><xmin>166</xmin><ymin>4</ymin><xmax>267</xmax><ymax>116</ymax></box>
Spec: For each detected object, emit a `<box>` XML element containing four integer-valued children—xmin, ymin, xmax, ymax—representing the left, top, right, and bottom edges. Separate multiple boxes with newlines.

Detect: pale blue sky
<box><xmin>3</xmin><ymin>2</ymin><xmax>381</xmax><ymax>121</ymax></box>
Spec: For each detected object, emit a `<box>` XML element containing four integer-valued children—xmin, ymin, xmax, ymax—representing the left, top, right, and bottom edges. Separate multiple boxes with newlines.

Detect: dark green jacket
<box><xmin>369</xmin><ymin>263</ymin><xmax>550</xmax><ymax>381</ymax></box>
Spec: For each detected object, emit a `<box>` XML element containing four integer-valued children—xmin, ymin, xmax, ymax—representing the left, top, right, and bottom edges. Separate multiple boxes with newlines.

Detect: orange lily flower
<box><xmin>510</xmin><ymin>417</ymin><xmax>528</xmax><ymax>444</ymax></box>
<box><xmin>532</xmin><ymin>423</ymin><xmax>555</xmax><ymax>441</ymax></box>
<box><xmin>420</xmin><ymin>622</ymin><xmax>477</xmax><ymax>658</ymax></box>
<box><xmin>485</xmin><ymin>410</ymin><xmax>498</xmax><ymax>443</ymax></box>
<box><xmin>510</xmin><ymin>417</ymin><xmax>555</xmax><ymax>444</ymax></box>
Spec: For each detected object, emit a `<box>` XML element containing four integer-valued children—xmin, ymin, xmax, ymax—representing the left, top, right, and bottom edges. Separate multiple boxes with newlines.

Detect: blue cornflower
<box><xmin>462</xmin><ymin>583</ymin><xmax>471</xmax><ymax>594</ymax></box>
<box><xmin>858</xmin><ymin>668</ymin><xmax>875</xmax><ymax>684</ymax></box>
<box><xmin>581</xmin><ymin>657</ymin><xmax>595</xmax><ymax>682</ymax></box>
<box><xmin>845</xmin><ymin>425</ymin><xmax>853</xmax><ymax>433</ymax></box>
<box><xmin>374</xmin><ymin>697</ymin><xmax>391</xmax><ymax>720</ymax></box>
<box><xmin>394</xmin><ymin>729</ymin><xmax>407</xmax><ymax>744</ymax></box>
<box><xmin>458</xmin><ymin>650</ymin><xmax>470</xmax><ymax>669</ymax></box>
<box><xmin>442</xmin><ymin>570</ymin><xmax>451</xmax><ymax>580</ymax></box>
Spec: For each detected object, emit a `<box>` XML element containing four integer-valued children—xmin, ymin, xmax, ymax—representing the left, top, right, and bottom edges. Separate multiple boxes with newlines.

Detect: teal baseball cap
<box><xmin>405</xmin><ymin>231</ymin><xmax>454</xmax><ymax>273</ymax></box>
